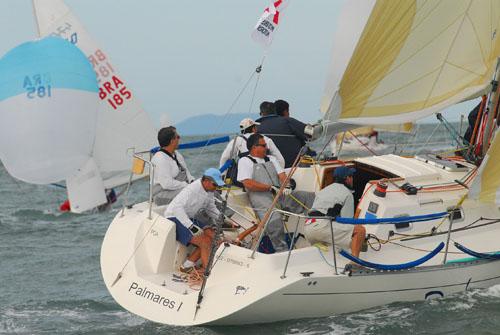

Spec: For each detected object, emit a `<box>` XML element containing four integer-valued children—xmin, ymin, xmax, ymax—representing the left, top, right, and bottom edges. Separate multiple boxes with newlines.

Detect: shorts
<box><xmin>303</xmin><ymin>217</ymin><xmax>354</xmax><ymax>249</ymax></box>
<box><xmin>167</xmin><ymin>217</ymin><xmax>206</xmax><ymax>246</ymax></box>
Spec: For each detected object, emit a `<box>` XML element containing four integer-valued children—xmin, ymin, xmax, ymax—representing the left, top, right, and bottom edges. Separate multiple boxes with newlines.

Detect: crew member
<box><xmin>304</xmin><ymin>166</ymin><xmax>366</xmax><ymax>257</ymax></box>
<box><xmin>151</xmin><ymin>126</ymin><xmax>193</xmax><ymax>206</ymax></box>
<box><xmin>219</xmin><ymin>118</ymin><xmax>284</xmax><ymax>169</ymax></box>
<box><xmin>237</xmin><ymin>134</ymin><xmax>314</xmax><ymax>252</ymax></box>
<box><xmin>164</xmin><ymin>168</ymin><xmax>225</xmax><ymax>272</ymax></box>
<box><xmin>257</xmin><ymin>100</ymin><xmax>309</xmax><ymax>168</ymax></box>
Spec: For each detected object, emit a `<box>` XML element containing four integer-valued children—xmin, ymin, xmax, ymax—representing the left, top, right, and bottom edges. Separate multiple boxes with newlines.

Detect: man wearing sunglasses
<box><xmin>164</xmin><ymin>168</ymin><xmax>225</xmax><ymax>272</ymax></box>
<box><xmin>151</xmin><ymin>126</ymin><xmax>194</xmax><ymax>206</ymax></box>
<box><xmin>237</xmin><ymin>134</ymin><xmax>314</xmax><ymax>252</ymax></box>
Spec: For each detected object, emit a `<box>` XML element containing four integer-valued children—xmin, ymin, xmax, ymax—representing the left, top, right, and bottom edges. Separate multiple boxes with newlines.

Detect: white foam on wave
<box><xmin>0</xmin><ymin>308</ymin><xmax>28</xmax><ymax>334</ymax></box>
<box><xmin>288</xmin><ymin>321</ymin><xmax>363</xmax><ymax>335</ymax></box>
<box><xmin>307</xmin><ymin>305</ymin><xmax>416</xmax><ymax>335</ymax></box>
<box><xmin>448</xmin><ymin>301</ymin><xmax>474</xmax><ymax>311</ymax></box>
<box><xmin>477</xmin><ymin>284</ymin><xmax>500</xmax><ymax>298</ymax></box>
<box><xmin>1</xmin><ymin>304</ymin><xmax>146</xmax><ymax>332</ymax></box>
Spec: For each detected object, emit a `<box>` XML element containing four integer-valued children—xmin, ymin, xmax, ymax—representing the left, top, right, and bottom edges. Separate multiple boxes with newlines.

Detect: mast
<box><xmin>481</xmin><ymin>58</ymin><xmax>500</xmax><ymax>156</ymax></box>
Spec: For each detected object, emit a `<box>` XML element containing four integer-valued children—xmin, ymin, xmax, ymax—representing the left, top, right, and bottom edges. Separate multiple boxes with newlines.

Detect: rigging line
<box><xmin>194</xmin><ymin>65</ymin><xmax>261</xmax><ymax>160</ymax></box>
<box><xmin>317</xmin><ymin>131</ymin><xmax>338</xmax><ymax>159</ymax></box>
<box><xmin>315</xmin><ymin>246</ymin><xmax>343</xmax><ymax>271</ymax></box>
<box><xmin>387</xmin><ymin>240</ymin><xmax>462</xmax><ymax>255</ymax></box>
<box><xmin>398</xmin><ymin>218</ymin><xmax>500</xmax><ymax>243</ymax></box>
<box><xmin>285</xmin><ymin>193</ymin><xmax>310</xmax><ymax>211</ymax></box>
<box><xmin>248</xmin><ymin>54</ymin><xmax>267</xmax><ymax>114</ymax></box>
<box><xmin>414</xmin><ymin>122</ymin><xmax>442</xmax><ymax>155</ymax></box>
<box><xmin>348</xmin><ymin>130</ymin><xmax>378</xmax><ymax>156</ymax></box>
<box><xmin>398</xmin><ymin>123</ymin><xmax>420</xmax><ymax>155</ymax></box>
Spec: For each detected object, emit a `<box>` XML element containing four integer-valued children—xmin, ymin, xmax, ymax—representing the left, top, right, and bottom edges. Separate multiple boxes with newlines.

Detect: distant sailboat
<box><xmin>332</xmin><ymin>123</ymin><xmax>414</xmax><ymax>154</ymax></box>
<box><xmin>0</xmin><ymin>37</ymin><xmax>99</xmax><ymax>188</ymax></box>
<box><xmin>32</xmin><ymin>0</ymin><xmax>157</xmax><ymax>213</ymax></box>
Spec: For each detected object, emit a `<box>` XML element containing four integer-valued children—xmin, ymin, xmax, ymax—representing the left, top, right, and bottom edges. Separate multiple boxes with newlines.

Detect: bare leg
<box><xmin>190</xmin><ymin>228</ymin><xmax>215</xmax><ymax>269</ymax></box>
<box><xmin>350</xmin><ymin>225</ymin><xmax>366</xmax><ymax>258</ymax></box>
<box><xmin>187</xmin><ymin>247</ymin><xmax>201</xmax><ymax>263</ymax></box>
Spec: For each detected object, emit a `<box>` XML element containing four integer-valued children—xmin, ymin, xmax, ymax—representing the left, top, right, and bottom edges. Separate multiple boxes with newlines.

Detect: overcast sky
<box><xmin>0</xmin><ymin>0</ymin><xmax>350</xmax><ymax>126</ymax></box>
<box><xmin>0</xmin><ymin>0</ymin><xmax>475</xmax><ymax>127</ymax></box>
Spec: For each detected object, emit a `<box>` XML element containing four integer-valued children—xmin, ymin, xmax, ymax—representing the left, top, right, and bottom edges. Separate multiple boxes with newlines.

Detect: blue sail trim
<box><xmin>0</xmin><ymin>37</ymin><xmax>98</xmax><ymax>101</ymax></box>
<box><xmin>335</xmin><ymin>212</ymin><xmax>448</xmax><ymax>225</ymax></box>
<box><xmin>454</xmin><ymin>242</ymin><xmax>500</xmax><ymax>260</ymax></box>
<box><xmin>340</xmin><ymin>242</ymin><xmax>445</xmax><ymax>271</ymax></box>
<box><xmin>150</xmin><ymin>135</ymin><xmax>230</xmax><ymax>153</ymax></box>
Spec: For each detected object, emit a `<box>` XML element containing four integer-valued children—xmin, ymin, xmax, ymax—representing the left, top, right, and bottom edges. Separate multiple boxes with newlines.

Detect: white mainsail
<box><xmin>33</xmin><ymin>0</ymin><xmax>157</xmax><ymax>212</ymax></box>
<box><xmin>322</xmin><ymin>0</ymin><xmax>500</xmax><ymax>126</ymax></box>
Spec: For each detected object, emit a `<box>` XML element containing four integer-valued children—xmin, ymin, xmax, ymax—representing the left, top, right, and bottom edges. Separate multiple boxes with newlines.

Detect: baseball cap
<box><xmin>239</xmin><ymin>118</ymin><xmax>260</xmax><ymax>131</ymax></box>
<box><xmin>203</xmin><ymin>168</ymin><xmax>225</xmax><ymax>186</ymax></box>
<box><xmin>333</xmin><ymin>166</ymin><xmax>356</xmax><ymax>179</ymax></box>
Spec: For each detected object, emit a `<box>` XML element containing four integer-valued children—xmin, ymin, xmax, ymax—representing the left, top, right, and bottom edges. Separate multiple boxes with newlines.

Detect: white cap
<box><xmin>239</xmin><ymin>118</ymin><xmax>260</xmax><ymax>131</ymax></box>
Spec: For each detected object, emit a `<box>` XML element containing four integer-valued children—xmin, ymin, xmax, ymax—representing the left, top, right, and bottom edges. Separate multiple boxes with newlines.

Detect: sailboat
<box><xmin>0</xmin><ymin>36</ymin><xmax>100</xmax><ymax>189</ymax></box>
<box><xmin>332</xmin><ymin>123</ymin><xmax>415</xmax><ymax>154</ymax></box>
<box><xmin>101</xmin><ymin>0</ymin><xmax>500</xmax><ymax>326</ymax></box>
<box><xmin>31</xmin><ymin>0</ymin><xmax>157</xmax><ymax>213</ymax></box>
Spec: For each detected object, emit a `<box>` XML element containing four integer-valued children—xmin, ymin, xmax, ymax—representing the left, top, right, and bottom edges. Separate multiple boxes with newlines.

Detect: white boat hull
<box><xmin>101</xmin><ymin>199</ymin><xmax>500</xmax><ymax>326</ymax></box>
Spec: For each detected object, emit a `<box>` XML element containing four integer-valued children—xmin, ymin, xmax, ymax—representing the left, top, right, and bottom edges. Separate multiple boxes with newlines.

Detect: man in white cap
<box><xmin>164</xmin><ymin>168</ymin><xmax>225</xmax><ymax>272</ymax></box>
<box><xmin>219</xmin><ymin>118</ymin><xmax>284</xmax><ymax>184</ymax></box>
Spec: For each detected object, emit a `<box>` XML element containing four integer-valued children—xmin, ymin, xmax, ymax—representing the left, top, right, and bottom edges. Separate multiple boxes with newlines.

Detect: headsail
<box><xmin>0</xmin><ymin>37</ymin><xmax>99</xmax><ymax>184</ymax></box>
<box><xmin>323</xmin><ymin>0</ymin><xmax>500</xmax><ymax>126</ymax></box>
<box><xmin>469</xmin><ymin>131</ymin><xmax>500</xmax><ymax>205</ymax></box>
<box><xmin>32</xmin><ymin>0</ymin><xmax>157</xmax><ymax>189</ymax></box>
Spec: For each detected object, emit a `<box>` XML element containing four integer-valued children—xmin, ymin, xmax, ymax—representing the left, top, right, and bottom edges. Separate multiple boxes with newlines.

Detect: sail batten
<box><xmin>323</xmin><ymin>0</ymin><xmax>500</xmax><ymax>125</ymax></box>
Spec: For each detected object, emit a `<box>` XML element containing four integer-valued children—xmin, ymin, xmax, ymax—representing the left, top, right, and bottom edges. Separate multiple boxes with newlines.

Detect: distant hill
<box><xmin>175</xmin><ymin>113</ymin><xmax>260</xmax><ymax>136</ymax></box>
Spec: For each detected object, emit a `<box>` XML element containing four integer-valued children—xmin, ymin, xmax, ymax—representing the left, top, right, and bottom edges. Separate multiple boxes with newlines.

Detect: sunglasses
<box><xmin>206</xmin><ymin>177</ymin><xmax>219</xmax><ymax>188</ymax></box>
<box><xmin>255</xmin><ymin>143</ymin><xmax>267</xmax><ymax>147</ymax></box>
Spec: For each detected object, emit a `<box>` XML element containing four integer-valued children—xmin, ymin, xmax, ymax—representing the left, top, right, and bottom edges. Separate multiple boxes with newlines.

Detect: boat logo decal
<box><xmin>235</xmin><ymin>285</ymin><xmax>249</xmax><ymax>295</ymax></box>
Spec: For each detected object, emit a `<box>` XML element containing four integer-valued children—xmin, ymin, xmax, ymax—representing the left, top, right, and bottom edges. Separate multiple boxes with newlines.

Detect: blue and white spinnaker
<box><xmin>0</xmin><ymin>36</ymin><xmax>99</xmax><ymax>184</ymax></box>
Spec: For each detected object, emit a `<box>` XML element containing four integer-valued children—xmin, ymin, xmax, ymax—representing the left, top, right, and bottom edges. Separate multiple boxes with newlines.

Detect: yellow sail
<box><xmin>323</xmin><ymin>0</ymin><xmax>500</xmax><ymax>125</ymax></box>
<box><xmin>469</xmin><ymin>131</ymin><xmax>500</xmax><ymax>204</ymax></box>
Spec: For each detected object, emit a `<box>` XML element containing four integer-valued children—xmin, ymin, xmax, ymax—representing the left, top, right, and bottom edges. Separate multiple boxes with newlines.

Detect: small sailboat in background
<box><xmin>100</xmin><ymin>0</ymin><xmax>500</xmax><ymax>326</ymax></box>
<box><xmin>31</xmin><ymin>0</ymin><xmax>157</xmax><ymax>213</ymax></box>
<box><xmin>331</xmin><ymin>123</ymin><xmax>415</xmax><ymax>155</ymax></box>
<box><xmin>0</xmin><ymin>37</ymin><xmax>99</xmax><ymax>189</ymax></box>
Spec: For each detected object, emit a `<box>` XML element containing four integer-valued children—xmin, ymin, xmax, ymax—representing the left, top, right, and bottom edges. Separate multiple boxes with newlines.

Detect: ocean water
<box><xmin>1</xmin><ymin>124</ymin><xmax>500</xmax><ymax>335</ymax></box>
